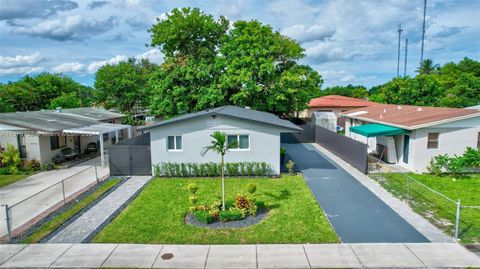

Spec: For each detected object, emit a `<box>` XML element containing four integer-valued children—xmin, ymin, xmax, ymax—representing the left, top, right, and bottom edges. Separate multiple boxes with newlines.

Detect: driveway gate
<box><xmin>109</xmin><ymin>133</ymin><xmax>151</xmax><ymax>176</ymax></box>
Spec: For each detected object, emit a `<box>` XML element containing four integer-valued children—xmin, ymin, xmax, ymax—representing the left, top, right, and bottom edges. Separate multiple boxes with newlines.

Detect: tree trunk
<box><xmin>221</xmin><ymin>154</ymin><xmax>226</xmax><ymax>211</ymax></box>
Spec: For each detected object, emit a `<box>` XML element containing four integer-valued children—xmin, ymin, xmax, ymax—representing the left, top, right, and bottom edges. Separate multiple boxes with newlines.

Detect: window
<box><xmin>227</xmin><ymin>134</ymin><xmax>249</xmax><ymax>150</ymax></box>
<box><xmin>103</xmin><ymin>133</ymin><xmax>109</xmax><ymax>141</ymax></box>
<box><xmin>427</xmin><ymin>132</ymin><xmax>439</xmax><ymax>149</ymax></box>
<box><xmin>50</xmin><ymin>135</ymin><xmax>67</xmax><ymax>150</ymax></box>
<box><xmin>167</xmin><ymin>135</ymin><xmax>182</xmax><ymax>151</ymax></box>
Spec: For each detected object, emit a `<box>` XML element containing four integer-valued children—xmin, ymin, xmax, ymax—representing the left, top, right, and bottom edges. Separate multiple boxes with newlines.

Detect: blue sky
<box><xmin>0</xmin><ymin>0</ymin><xmax>479</xmax><ymax>88</ymax></box>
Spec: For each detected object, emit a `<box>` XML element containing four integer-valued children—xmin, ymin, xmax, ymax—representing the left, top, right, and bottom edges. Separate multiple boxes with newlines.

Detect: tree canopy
<box><xmin>317</xmin><ymin>85</ymin><xmax>369</xmax><ymax>99</ymax></box>
<box><xmin>370</xmin><ymin>58</ymin><xmax>480</xmax><ymax>107</ymax></box>
<box><xmin>147</xmin><ymin>8</ymin><xmax>322</xmax><ymax>118</ymax></box>
<box><xmin>0</xmin><ymin>73</ymin><xmax>93</xmax><ymax>112</ymax></box>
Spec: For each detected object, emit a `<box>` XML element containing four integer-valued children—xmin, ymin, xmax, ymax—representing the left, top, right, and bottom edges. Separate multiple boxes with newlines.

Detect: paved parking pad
<box><xmin>283</xmin><ymin>143</ymin><xmax>429</xmax><ymax>243</ymax></box>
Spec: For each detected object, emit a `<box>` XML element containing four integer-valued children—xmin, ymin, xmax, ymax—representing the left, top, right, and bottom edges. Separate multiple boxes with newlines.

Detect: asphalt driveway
<box><xmin>283</xmin><ymin>143</ymin><xmax>429</xmax><ymax>243</ymax></box>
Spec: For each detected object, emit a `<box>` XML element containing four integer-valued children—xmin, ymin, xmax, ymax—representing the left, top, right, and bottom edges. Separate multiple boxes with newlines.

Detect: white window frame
<box><xmin>167</xmin><ymin>135</ymin><xmax>183</xmax><ymax>152</ymax></box>
<box><xmin>227</xmin><ymin>134</ymin><xmax>250</xmax><ymax>151</ymax></box>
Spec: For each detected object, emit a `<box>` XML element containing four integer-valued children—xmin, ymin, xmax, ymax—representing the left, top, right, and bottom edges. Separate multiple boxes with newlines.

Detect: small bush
<box><xmin>154</xmin><ymin>161</ymin><xmax>272</xmax><ymax>177</ymax></box>
<box><xmin>246</xmin><ymin>183</ymin><xmax>256</xmax><ymax>195</ymax></box>
<box><xmin>22</xmin><ymin>159</ymin><xmax>41</xmax><ymax>171</ymax></box>
<box><xmin>219</xmin><ymin>208</ymin><xmax>244</xmax><ymax>222</ymax></box>
<box><xmin>255</xmin><ymin>200</ymin><xmax>266</xmax><ymax>210</ymax></box>
<box><xmin>286</xmin><ymin>160</ymin><xmax>295</xmax><ymax>175</ymax></box>
<box><xmin>234</xmin><ymin>194</ymin><xmax>250</xmax><ymax>209</ymax></box>
<box><xmin>187</xmin><ymin>183</ymin><xmax>198</xmax><ymax>194</ymax></box>
<box><xmin>193</xmin><ymin>210</ymin><xmax>214</xmax><ymax>224</ymax></box>
<box><xmin>280</xmin><ymin>146</ymin><xmax>286</xmax><ymax>156</ymax></box>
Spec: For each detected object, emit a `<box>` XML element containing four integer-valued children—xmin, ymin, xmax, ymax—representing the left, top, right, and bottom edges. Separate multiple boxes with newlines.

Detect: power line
<box><xmin>397</xmin><ymin>23</ymin><xmax>403</xmax><ymax>77</ymax></box>
<box><xmin>420</xmin><ymin>0</ymin><xmax>427</xmax><ymax>64</ymax></box>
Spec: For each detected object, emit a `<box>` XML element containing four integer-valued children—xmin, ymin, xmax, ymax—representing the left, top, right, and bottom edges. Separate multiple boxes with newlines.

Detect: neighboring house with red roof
<box><xmin>302</xmin><ymin>95</ymin><xmax>377</xmax><ymax>128</ymax></box>
<box><xmin>341</xmin><ymin>104</ymin><xmax>480</xmax><ymax>173</ymax></box>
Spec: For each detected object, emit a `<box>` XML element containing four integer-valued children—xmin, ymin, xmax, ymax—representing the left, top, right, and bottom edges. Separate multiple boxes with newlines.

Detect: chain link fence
<box><xmin>368</xmin><ymin>155</ymin><xmax>480</xmax><ymax>241</ymax></box>
<box><xmin>1</xmin><ymin>165</ymin><xmax>103</xmax><ymax>240</ymax></box>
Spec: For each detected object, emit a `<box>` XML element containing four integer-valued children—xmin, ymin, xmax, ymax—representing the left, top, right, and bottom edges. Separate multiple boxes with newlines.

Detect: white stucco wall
<box><xmin>0</xmin><ymin>133</ymin><xmax>42</xmax><ymax>162</ymax></box>
<box><xmin>148</xmin><ymin>115</ymin><xmax>289</xmax><ymax>175</ymax></box>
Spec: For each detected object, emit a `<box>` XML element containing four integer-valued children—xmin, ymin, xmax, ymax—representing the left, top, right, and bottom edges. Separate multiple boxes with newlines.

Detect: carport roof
<box><xmin>350</xmin><ymin>123</ymin><xmax>410</xmax><ymax>137</ymax></box>
<box><xmin>140</xmin><ymin>105</ymin><xmax>302</xmax><ymax>132</ymax></box>
<box><xmin>63</xmin><ymin>123</ymin><xmax>130</xmax><ymax>135</ymax></box>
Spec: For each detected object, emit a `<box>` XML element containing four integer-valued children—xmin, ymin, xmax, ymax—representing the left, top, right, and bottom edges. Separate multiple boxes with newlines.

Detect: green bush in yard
<box><xmin>154</xmin><ymin>161</ymin><xmax>272</xmax><ymax>177</ymax></box>
<box><xmin>193</xmin><ymin>210</ymin><xmax>213</xmax><ymax>224</ymax></box>
<box><xmin>219</xmin><ymin>208</ymin><xmax>243</xmax><ymax>222</ymax></box>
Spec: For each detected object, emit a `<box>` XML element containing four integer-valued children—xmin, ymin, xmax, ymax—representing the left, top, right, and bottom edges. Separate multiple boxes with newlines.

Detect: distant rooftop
<box><xmin>342</xmin><ymin>104</ymin><xmax>480</xmax><ymax>129</ymax></box>
<box><xmin>0</xmin><ymin>107</ymin><xmax>125</xmax><ymax>132</ymax></box>
<box><xmin>308</xmin><ymin>95</ymin><xmax>377</xmax><ymax>108</ymax></box>
<box><xmin>140</xmin><ymin>105</ymin><xmax>302</xmax><ymax>132</ymax></box>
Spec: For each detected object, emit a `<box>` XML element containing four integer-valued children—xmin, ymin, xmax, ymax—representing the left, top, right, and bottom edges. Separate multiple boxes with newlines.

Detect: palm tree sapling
<box><xmin>201</xmin><ymin>131</ymin><xmax>238</xmax><ymax>210</ymax></box>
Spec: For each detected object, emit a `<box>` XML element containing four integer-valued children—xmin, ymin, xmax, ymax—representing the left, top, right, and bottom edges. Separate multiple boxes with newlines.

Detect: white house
<box><xmin>341</xmin><ymin>104</ymin><xmax>480</xmax><ymax>173</ymax></box>
<box><xmin>139</xmin><ymin>106</ymin><xmax>302</xmax><ymax>175</ymax></box>
<box><xmin>0</xmin><ymin>107</ymin><xmax>132</xmax><ymax>166</ymax></box>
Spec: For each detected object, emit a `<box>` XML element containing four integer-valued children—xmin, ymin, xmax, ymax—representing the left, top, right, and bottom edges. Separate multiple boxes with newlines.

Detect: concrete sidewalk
<box><xmin>0</xmin><ymin>243</ymin><xmax>479</xmax><ymax>268</ymax></box>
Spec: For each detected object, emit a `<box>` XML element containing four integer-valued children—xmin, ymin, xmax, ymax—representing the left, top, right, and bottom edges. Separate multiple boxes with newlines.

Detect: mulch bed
<box><xmin>185</xmin><ymin>209</ymin><xmax>268</xmax><ymax>229</ymax></box>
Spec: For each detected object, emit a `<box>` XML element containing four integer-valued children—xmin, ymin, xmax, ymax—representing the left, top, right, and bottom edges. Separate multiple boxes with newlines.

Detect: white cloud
<box><xmin>0</xmin><ymin>52</ymin><xmax>44</xmax><ymax>68</ymax></box>
<box><xmin>318</xmin><ymin>70</ymin><xmax>356</xmax><ymax>83</ymax></box>
<box><xmin>136</xmin><ymin>49</ymin><xmax>163</xmax><ymax>64</ymax></box>
<box><xmin>51</xmin><ymin>62</ymin><xmax>85</xmax><ymax>73</ymax></box>
<box><xmin>0</xmin><ymin>66</ymin><xmax>44</xmax><ymax>75</ymax></box>
<box><xmin>281</xmin><ymin>24</ymin><xmax>335</xmax><ymax>43</ymax></box>
<box><xmin>305</xmin><ymin>42</ymin><xmax>361</xmax><ymax>63</ymax></box>
<box><xmin>12</xmin><ymin>15</ymin><xmax>118</xmax><ymax>41</ymax></box>
<box><xmin>87</xmin><ymin>54</ymin><xmax>128</xmax><ymax>73</ymax></box>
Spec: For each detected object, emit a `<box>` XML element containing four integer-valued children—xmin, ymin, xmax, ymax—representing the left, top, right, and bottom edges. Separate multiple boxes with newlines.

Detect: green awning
<box><xmin>350</xmin><ymin>123</ymin><xmax>410</xmax><ymax>137</ymax></box>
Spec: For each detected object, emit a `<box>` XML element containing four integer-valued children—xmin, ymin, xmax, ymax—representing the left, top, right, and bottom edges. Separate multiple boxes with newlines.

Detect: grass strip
<box><xmin>21</xmin><ymin>178</ymin><xmax>122</xmax><ymax>243</ymax></box>
<box><xmin>0</xmin><ymin>174</ymin><xmax>32</xmax><ymax>188</ymax></box>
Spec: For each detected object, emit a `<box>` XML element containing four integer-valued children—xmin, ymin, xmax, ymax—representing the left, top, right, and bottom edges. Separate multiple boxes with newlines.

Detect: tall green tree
<box><xmin>318</xmin><ymin>85</ymin><xmax>369</xmax><ymax>99</ymax></box>
<box><xmin>201</xmin><ymin>131</ymin><xmax>238</xmax><ymax>211</ymax></box>
<box><xmin>94</xmin><ymin>58</ymin><xmax>157</xmax><ymax>114</ymax></box>
<box><xmin>0</xmin><ymin>73</ymin><xmax>92</xmax><ymax>112</ymax></box>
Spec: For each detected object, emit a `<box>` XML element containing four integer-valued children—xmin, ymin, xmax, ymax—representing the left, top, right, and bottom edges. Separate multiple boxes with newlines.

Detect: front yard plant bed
<box><xmin>93</xmin><ymin>175</ymin><xmax>339</xmax><ymax>244</ymax></box>
<box><xmin>186</xmin><ymin>208</ymin><xmax>268</xmax><ymax>229</ymax></box>
<box><xmin>18</xmin><ymin>178</ymin><xmax>122</xmax><ymax>243</ymax></box>
<box><xmin>371</xmin><ymin>173</ymin><xmax>480</xmax><ymax>243</ymax></box>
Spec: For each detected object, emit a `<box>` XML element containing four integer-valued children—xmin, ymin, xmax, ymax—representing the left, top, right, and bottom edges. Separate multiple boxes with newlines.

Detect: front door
<box><xmin>402</xmin><ymin>135</ymin><xmax>410</xmax><ymax>164</ymax></box>
<box><xmin>73</xmin><ymin>136</ymin><xmax>81</xmax><ymax>153</ymax></box>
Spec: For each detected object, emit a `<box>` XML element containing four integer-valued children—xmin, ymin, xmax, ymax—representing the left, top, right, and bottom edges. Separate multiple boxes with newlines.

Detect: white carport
<box><xmin>63</xmin><ymin>123</ymin><xmax>132</xmax><ymax>167</ymax></box>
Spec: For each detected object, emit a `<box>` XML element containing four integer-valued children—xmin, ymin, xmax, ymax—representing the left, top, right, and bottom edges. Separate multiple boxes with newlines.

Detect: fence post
<box><xmin>455</xmin><ymin>199</ymin><xmax>461</xmax><ymax>240</ymax></box>
<box><xmin>406</xmin><ymin>175</ymin><xmax>410</xmax><ymax>206</ymax></box>
<box><xmin>3</xmin><ymin>204</ymin><xmax>11</xmax><ymax>239</ymax></box>
<box><xmin>95</xmin><ymin>165</ymin><xmax>99</xmax><ymax>184</ymax></box>
<box><xmin>61</xmin><ymin>180</ymin><xmax>66</xmax><ymax>205</ymax></box>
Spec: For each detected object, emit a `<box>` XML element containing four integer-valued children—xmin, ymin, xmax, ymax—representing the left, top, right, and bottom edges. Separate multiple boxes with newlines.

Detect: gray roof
<box><xmin>0</xmin><ymin>107</ymin><xmax>125</xmax><ymax>132</ymax></box>
<box><xmin>140</xmin><ymin>105</ymin><xmax>302</xmax><ymax>132</ymax></box>
<box><xmin>465</xmin><ymin>105</ymin><xmax>480</xmax><ymax>110</ymax></box>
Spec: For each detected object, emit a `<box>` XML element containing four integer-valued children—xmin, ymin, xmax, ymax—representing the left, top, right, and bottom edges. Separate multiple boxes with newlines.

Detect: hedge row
<box><xmin>153</xmin><ymin>162</ymin><xmax>272</xmax><ymax>177</ymax></box>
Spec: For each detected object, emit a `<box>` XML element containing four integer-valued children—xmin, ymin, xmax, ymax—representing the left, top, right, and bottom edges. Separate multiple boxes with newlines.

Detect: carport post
<box><xmin>99</xmin><ymin>132</ymin><xmax>105</xmax><ymax>167</ymax></box>
<box><xmin>3</xmin><ymin>204</ymin><xmax>11</xmax><ymax>239</ymax></box>
<box><xmin>95</xmin><ymin>165</ymin><xmax>99</xmax><ymax>184</ymax></box>
<box><xmin>115</xmin><ymin>130</ymin><xmax>119</xmax><ymax>143</ymax></box>
<box><xmin>128</xmin><ymin>126</ymin><xmax>132</xmax><ymax>139</ymax></box>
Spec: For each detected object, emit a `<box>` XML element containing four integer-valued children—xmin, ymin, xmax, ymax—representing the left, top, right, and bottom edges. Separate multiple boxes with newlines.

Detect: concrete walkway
<box><xmin>0</xmin><ymin>243</ymin><xmax>479</xmax><ymax>268</ymax></box>
<box><xmin>0</xmin><ymin>156</ymin><xmax>109</xmax><ymax>238</ymax></box>
<box><xmin>284</xmin><ymin>143</ymin><xmax>429</xmax><ymax>243</ymax></box>
<box><xmin>47</xmin><ymin>176</ymin><xmax>151</xmax><ymax>243</ymax></box>
<box><xmin>311</xmin><ymin>143</ymin><xmax>453</xmax><ymax>243</ymax></box>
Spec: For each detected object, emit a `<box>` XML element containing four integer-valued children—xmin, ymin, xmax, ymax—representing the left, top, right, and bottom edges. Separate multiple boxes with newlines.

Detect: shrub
<box><xmin>246</xmin><ymin>183</ymin><xmax>257</xmax><ymax>195</ymax></box>
<box><xmin>187</xmin><ymin>183</ymin><xmax>198</xmax><ymax>194</ymax></box>
<box><xmin>248</xmin><ymin>204</ymin><xmax>258</xmax><ymax>216</ymax></box>
<box><xmin>280</xmin><ymin>146</ymin><xmax>286</xmax><ymax>156</ymax></box>
<box><xmin>246</xmin><ymin>162</ymin><xmax>255</xmax><ymax>176</ymax></box>
<box><xmin>428</xmin><ymin>147</ymin><xmax>480</xmax><ymax>175</ymax></box>
<box><xmin>153</xmin><ymin>164</ymin><xmax>161</xmax><ymax>177</ymax></box>
<box><xmin>1</xmin><ymin>144</ymin><xmax>21</xmax><ymax>169</ymax></box>
<box><xmin>234</xmin><ymin>194</ymin><xmax>250</xmax><ymax>209</ymax></box>
<box><xmin>286</xmin><ymin>160</ymin><xmax>295</xmax><ymax>175</ymax></box>
<box><xmin>154</xmin><ymin>161</ymin><xmax>272</xmax><ymax>177</ymax></box>
<box><xmin>181</xmin><ymin>163</ymin><xmax>189</xmax><ymax>177</ymax></box>
<box><xmin>255</xmin><ymin>200</ymin><xmax>265</xmax><ymax>210</ymax></box>
<box><xmin>189</xmin><ymin>195</ymin><xmax>198</xmax><ymax>205</ymax></box>
<box><xmin>193</xmin><ymin>210</ymin><xmax>213</xmax><ymax>224</ymax></box>
<box><xmin>219</xmin><ymin>208</ymin><xmax>244</xmax><ymax>222</ymax></box>
<box><xmin>22</xmin><ymin>159</ymin><xmax>41</xmax><ymax>171</ymax></box>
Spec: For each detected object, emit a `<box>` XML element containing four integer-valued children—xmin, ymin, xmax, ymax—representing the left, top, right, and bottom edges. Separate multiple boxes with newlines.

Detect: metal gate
<box><xmin>109</xmin><ymin>133</ymin><xmax>152</xmax><ymax>176</ymax></box>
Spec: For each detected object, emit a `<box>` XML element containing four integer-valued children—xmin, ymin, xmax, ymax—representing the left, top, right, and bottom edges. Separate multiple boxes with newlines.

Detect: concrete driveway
<box><xmin>0</xmin><ymin>156</ymin><xmax>109</xmax><ymax>238</ymax></box>
<box><xmin>283</xmin><ymin>143</ymin><xmax>429</xmax><ymax>243</ymax></box>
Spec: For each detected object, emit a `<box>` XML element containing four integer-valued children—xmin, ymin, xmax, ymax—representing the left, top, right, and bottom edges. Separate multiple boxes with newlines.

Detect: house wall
<box><xmin>406</xmin><ymin>117</ymin><xmax>480</xmax><ymax>173</ymax></box>
<box><xmin>0</xmin><ymin>135</ymin><xmax>42</xmax><ymax>162</ymax></box>
<box><xmin>148</xmin><ymin>115</ymin><xmax>285</xmax><ymax>175</ymax></box>
<box><xmin>345</xmin><ymin>116</ymin><xmax>480</xmax><ymax>173</ymax></box>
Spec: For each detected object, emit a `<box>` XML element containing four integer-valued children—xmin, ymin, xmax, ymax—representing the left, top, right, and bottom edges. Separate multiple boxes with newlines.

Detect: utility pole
<box><xmin>404</xmin><ymin>38</ymin><xmax>408</xmax><ymax>77</ymax></box>
<box><xmin>420</xmin><ymin>0</ymin><xmax>427</xmax><ymax>64</ymax></box>
<box><xmin>397</xmin><ymin>23</ymin><xmax>403</xmax><ymax>77</ymax></box>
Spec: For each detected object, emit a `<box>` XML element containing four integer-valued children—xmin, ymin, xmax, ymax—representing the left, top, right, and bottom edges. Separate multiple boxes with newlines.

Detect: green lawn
<box><xmin>371</xmin><ymin>173</ymin><xmax>480</xmax><ymax>243</ymax></box>
<box><xmin>0</xmin><ymin>174</ymin><xmax>32</xmax><ymax>188</ymax></box>
<box><xmin>22</xmin><ymin>178</ymin><xmax>122</xmax><ymax>243</ymax></box>
<box><xmin>93</xmin><ymin>175</ymin><xmax>339</xmax><ymax>244</ymax></box>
